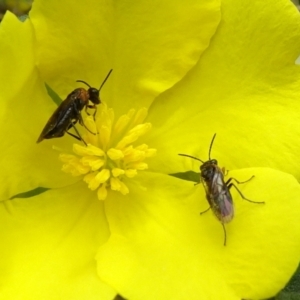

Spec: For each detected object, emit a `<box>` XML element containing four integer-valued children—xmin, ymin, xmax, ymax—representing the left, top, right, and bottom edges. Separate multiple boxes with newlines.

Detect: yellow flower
<box><xmin>56</xmin><ymin>103</ymin><xmax>156</xmax><ymax>200</ymax></box>
<box><xmin>0</xmin><ymin>0</ymin><xmax>300</xmax><ymax>300</ymax></box>
<box><xmin>0</xmin><ymin>0</ymin><xmax>221</xmax><ymax>299</ymax></box>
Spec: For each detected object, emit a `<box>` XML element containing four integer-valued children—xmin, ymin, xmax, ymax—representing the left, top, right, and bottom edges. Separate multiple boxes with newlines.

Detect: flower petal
<box><xmin>30</xmin><ymin>0</ymin><xmax>113</xmax><ymax>101</ymax></box>
<box><xmin>145</xmin><ymin>0</ymin><xmax>300</xmax><ymax>179</ymax></box>
<box><xmin>97</xmin><ymin>169</ymin><xmax>300</xmax><ymax>299</ymax></box>
<box><xmin>30</xmin><ymin>0</ymin><xmax>221</xmax><ymax>113</ymax></box>
<box><xmin>0</xmin><ymin>182</ymin><xmax>116</xmax><ymax>299</ymax></box>
<box><xmin>0</xmin><ymin>13</ymin><xmax>80</xmax><ymax>200</ymax></box>
<box><xmin>110</xmin><ymin>0</ymin><xmax>221</xmax><ymax>113</ymax></box>
<box><xmin>97</xmin><ymin>175</ymin><xmax>238</xmax><ymax>300</ymax></box>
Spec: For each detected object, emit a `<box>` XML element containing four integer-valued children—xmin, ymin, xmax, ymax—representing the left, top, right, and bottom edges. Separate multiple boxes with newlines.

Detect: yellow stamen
<box><xmin>80</xmin><ymin>156</ymin><xmax>104</xmax><ymax>171</ymax></box>
<box><xmin>116</xmin><ymin>123</ymin><xmax>152</xmax><ymax>149</ymax></box>
<box><xmin>110</xmin><ymin>177</ymin><xmax>121</xmax><ymax>191</ymax></box>
<box><xmin>97</xmin><ymin>184</ymin><xmax>107</xmax><ymax>201</ymax></box>
<box><xmin>125</xmin><ymin>169</ymin><xmax>137</xmax><ymax>178</ymax></box>
<box><xmin>119</xmin><ymin>181</ymin><xmax>129</xmax><ymax>195</ymax></box>
<box><xmin>112</xmin><ymin>168</ymin><xmax>125</xmax><ymax>177</ymax></box>
<box><xmin>59</xmin><ymin>103</ymin><xmax>156</xmax><ymax>200</ymax></box>
<box><xmin>128</xmin><ymin>162</ymin><xmax>148</xmax><ymax>170</ymax></box>
<box><xmin>95</xmin><ymin>169</ymin><xmax>111</xmax><ymax>183</ymax></box>
<box><xmin>74</xmin><ymin>144</ymin><xmax>104</xmax><ymax>156</ymax></box>
<box><xmin>107</xmin><ymin>148</ymin><xmax>124</xmax><ymax>160</ymax></box>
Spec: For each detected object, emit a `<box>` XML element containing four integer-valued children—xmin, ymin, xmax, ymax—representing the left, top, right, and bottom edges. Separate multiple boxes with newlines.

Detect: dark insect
<box><xmin>37</xmin><ymin>69</ymin><xmax>113</xmax><ymax>145</ymax></box>
<box><xmin>179</xmin><ymin>133</ymin><xmax>264</xmax><ymax>246</ymax></box>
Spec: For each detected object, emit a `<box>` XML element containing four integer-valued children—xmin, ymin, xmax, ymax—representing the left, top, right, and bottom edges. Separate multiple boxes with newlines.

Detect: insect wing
<box><xmin>206</xmin><ymin>169</ymin><xmax>234</xmax><ymax>223</ymax></box>
<box><xmin>37</xmin><ymin>92</ymin><xmax>78</xmax><ymax>142</ymax></box>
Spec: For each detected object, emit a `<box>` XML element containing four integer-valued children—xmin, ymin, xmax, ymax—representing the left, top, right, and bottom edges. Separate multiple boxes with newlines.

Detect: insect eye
<box><xmin>90</xmin><ymin>88</ymin><xmax>99</xmax><ymax>95</ymax></box>
<box><xmin>89</xmin><ymin>88</ymin><xmax>100</xmax><ymax>104</ymax></box>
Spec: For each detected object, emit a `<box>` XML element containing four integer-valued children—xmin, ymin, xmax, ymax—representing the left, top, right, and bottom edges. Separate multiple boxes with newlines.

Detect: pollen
<box><xmin>59</xmin><ymin>103</ymin><xmax>156</xmax><ymax>200</ymax></box>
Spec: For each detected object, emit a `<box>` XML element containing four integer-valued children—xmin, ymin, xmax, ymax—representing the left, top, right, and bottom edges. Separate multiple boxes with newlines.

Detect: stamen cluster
<box><xmin>60</xmin><ymin>103</ymin><xmax>156</xmax><ymax>200</ymax></box>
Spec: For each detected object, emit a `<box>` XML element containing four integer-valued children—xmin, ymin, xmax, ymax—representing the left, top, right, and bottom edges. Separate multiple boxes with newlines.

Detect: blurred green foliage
<box><xmin>0</xmin><ymin>0</ymin><xmax>32</xmax><ymax>21</ymax></box>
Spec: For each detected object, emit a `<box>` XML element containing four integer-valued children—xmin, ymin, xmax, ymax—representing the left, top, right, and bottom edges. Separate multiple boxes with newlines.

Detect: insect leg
<box><xmin>227</xmin><ymin>182</ymin><xmax>265</xmax><ymax>204</ymax></box>
<box><xmin>226</xmin><ymin>175</ymin><xmax>254</xmax><ymax>185</ymax></box>
<box><xmin>83</xmin><ymin>121</ymin><xmax>96</xmax><ymax>135</ymax></box>
<box><xmin>65</xmin><ymin>131</ymin><xmax>82</xmax><ymax>141</ymax></box>
<box><xmin>222</xmin><ymin>223</ymin><xmax>227</xmax><ymax>246</ymax></box>
<box><xmin>85</xmin><ymin>104</ymin><xmax>97</xmax><ymax>120</ymax></box>
<box><xmin>200</xmin><ymin>207</ymin><xmax>211</xmax><ymax>215</ymax></box>
<box><xmin>78</xmin><ymin>113</ymin><xmax>96</xmax><ymax>135</ymax></box>
<box><xmin>67</xmin><ymin>122</ymin><xmax>87</xmax><ymax>146</ymax></box>
<box><xmin>92</xmin><ymin>107</ymin><xmax>97</xmax><ymax>119</ymax></box>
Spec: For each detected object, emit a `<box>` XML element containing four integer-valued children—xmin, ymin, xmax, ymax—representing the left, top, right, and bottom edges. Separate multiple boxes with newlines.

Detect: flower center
<box><xmin>59</xmin><ymin>103</ymin><xmax>156</xmax><ymax>200</ymax></box>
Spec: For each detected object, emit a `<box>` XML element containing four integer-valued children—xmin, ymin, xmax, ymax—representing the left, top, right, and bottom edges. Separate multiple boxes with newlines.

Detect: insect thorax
<box><xmin>200</xmin><ymin>159</ymin><xmax>218</xmax><ymax>182</ymax></box>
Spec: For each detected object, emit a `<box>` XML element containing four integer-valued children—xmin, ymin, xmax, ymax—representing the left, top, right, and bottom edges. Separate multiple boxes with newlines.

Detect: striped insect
<box><xmin>179</xmin><ymin>133</ymin><xmax>264</xmax><ymax>245</ymax></box>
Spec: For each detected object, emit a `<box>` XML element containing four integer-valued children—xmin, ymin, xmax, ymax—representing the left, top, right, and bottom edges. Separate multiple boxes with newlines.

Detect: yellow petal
<box><xmin>97</xmin><ymin>169</ymin><xmax>300</xmax><ymax>299</ymax></box>
<box><xmin>0</xmin><ymin>13</ymin><xmax>78</xmax><ymax>200</ymax></box>
<box><xmin>146</xmin><ymin>0</ymin><xmax>300</xmax><ymax>181</ymax></box>
<box><xmin>30</xmin><ymin>0</ymin><xmax>221</xmax><ymax>114</ymax></box>
<box><xmin>0</xmin><ymin>183</ymin><xmax>116</xmax><ymax>299</ymax></box>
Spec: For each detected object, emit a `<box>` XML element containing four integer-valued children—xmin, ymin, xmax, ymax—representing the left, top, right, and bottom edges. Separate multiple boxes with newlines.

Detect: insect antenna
<box><xmin>208</xmin><ymin>133</ymin><xmax>217</xmax><ymax>160</ymax></box>
<box><xmin>98</xmin><ymin>69</ymin><xmax>113</xmax><ymax>92</ymax></box>
<box><xmin>76</xmin><ymin>69</ymin><xmax>113</xmax><ymax>91</ymax></box>
<box><xmin>178</xmin><ymin>153</ymin><xmax>204</xmax><ymax>163</ymax></box>
<box><xmin>76</xmin><ymin>80</ymin><xmax>92</xmax><ymax>88</ymax></box>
